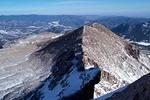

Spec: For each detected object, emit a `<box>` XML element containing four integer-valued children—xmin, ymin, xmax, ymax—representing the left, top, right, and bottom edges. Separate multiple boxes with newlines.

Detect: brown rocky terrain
<box><xmin>0</xmin><ymin>33</ymin><xmax>59</xmax><ymax>99</ymax></box>
<box><xmin>27</xmin><ymin>23</ymin><xmax>150</xmax><ymax>99</ymax></box>
<box><xmin>0</xmin><ymin>23</ymin><xmax>150</xmax><ymax>100</ymax></box>
<box><xmin>106</xmin><ymin>73</ymin><xmax>150</xmax><ymax>100</ymax></box>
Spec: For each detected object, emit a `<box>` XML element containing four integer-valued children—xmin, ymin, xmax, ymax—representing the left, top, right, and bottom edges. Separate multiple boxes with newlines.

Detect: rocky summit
<box><xmin>0</xmin><ymin>23</ymin><xmax>150</xmax><ymax>100</ymax></box>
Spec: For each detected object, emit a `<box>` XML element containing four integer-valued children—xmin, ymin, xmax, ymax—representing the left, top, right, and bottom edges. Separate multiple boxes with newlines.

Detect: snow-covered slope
<box><xmin>0</xmin><ymin>33</ymin><xmax>61</xmax><ymax>100</ymax></box>
<box><xmin>0</xmin><ymin>23</ymin><xmax>149</xmax><ymax>100</ymax></box>
<box><xmin>81</xmin><ymin>23</ymin><xmax>150</xmax><ymax>98</ymax></box>
<box><xmin>106</xmin><ymin>73</ymin><xmax>150</xmax><ymax>100</ymax></box>
<box><xmin>27</xmin><ymin>23</ymin><xmax>150</xmax><ymax>99</ymax></box>
<box><xmin>30</xmin><ymin>64</ymin><xmax>100</xmax><ymax>100</ymax></box>
<box><xmin>0</xmin><ymin>24</ymin><xmax>101</xmax><ymax>100</ymax></box>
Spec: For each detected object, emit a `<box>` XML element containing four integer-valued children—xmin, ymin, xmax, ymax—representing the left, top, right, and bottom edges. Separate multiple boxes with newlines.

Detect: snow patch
<box><xmin>48</xmin><ymin>21</ymin><xmax>60</xmax><ymax>27</ymax></box>
<box><xmin>135</xmin><ymin>42</ymin><xmax>150</xmax><ymax>46</ymax></box>
<box><xmin>143</xmin><ymin>22</ymin><xmax>149</xmax><ymax>28</ymax></box>
<box><xmin>51</xmin><ymin>34</ymin><xmax>63</xmax><ymax>39</ymax></box>
<box><xmin>38</xmin><ymin>66</ymin><xmax>100</xmax><ymax>100</ymax></box>
<box><xmin>27</xmin><ymin>26</ymin><xmax>40</xmax><ymax>29</ymax></box>
<box><xmin>0</xmin><ymin>30</ymin><xmax>8</xmax><ymax>34</ymax></box>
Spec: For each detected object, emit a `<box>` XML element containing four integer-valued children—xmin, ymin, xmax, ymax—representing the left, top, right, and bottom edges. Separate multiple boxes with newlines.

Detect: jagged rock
<box><xmin>26</xmin><ymin>24</ymin><xmax>102</xmax><ymax>100</ymax></box>
<box><xmin>125</xmin><ymin>44</ymin><xmax>140</xmax><ymax>59</ymax></box>
<box><xmin>106</xmin><ymin>73</ymin><xmax>150</xmax><ymax>100</ymax></box>
<box><xmin>0</xmin><ymin>33</ymin><xmax>55</xmax><ymax>100</ymax></box>
<box><xmin>28</xmin><ymin>23</ymin><xmax>150</xmax><ymax>99</ymax></box>
<box><xmin>0</xmin><ymin>23</ymin><xmax>149</xmax><ymax>100</ymax></box>
<box><xmin>0</xmin><ymin>24</ymin><xmax>102</xmax><ymax>100</ymax></box>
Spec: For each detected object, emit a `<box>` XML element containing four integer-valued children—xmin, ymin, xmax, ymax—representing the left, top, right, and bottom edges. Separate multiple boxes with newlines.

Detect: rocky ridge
<box><xmin>25</xmin><ymin>23</ymin><xmax>150</xmax><ymax>99</ymax></box>
<box><xmin>0</xmin><ymin>23</ymin><xmax>150</xmax><ymax>100</ymax></box>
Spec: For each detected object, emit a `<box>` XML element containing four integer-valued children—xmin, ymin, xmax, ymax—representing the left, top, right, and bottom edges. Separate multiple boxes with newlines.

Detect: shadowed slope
<box><xmin>0</xmin><ymin>23</ymin><xmax>149</xmax><ymax>100</ymax></box>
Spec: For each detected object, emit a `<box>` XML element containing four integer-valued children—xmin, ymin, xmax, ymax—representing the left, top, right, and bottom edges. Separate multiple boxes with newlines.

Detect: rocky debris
<box><xmin>28</xmin><ymin>23</ymin><xmax>150</xmax><ymax>99</ymax></box>
<box><xmin>106</xmin><ymin>73</ymin><xmax>150</xmax><ymax>100</ymax></box>
<box><xmin>25</xmin><ymin>23</ymin><xmax>102</xmax><ymax>100</ymax></box>
<box><xmin>0</xmin><ymin>33</ymin><xmax>58</xmax><ymax>100</ymax></box>
<box><xmin>125</xmin><ymin>44</ymin><xmax>140</xmax><ymax>59</ymax></box>
<box><xmin>0</xmin><ymin>23</ymin><xmax>150</xmax><ymax>100</ymax></box>
<box><xmin>81</xmin><ymin>23</ymin><xmax>150</xmax><ymax>98</ymax></box>
<box><xmin>100</xmin><ymin>70</ymin><xmax>119</xmax><ymax>85</ymax></box>
<box><xmin>0</xmin><ymin>23</ymin><xmax>101</xmax><ymax>100</ymax></box>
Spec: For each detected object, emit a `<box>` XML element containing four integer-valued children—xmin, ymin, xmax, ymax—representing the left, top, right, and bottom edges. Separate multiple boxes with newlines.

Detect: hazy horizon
<box><xmin>0</xmin><ymin>14</ymin><xmax>150</xmax><ymax>19</ymax></box>
<box><xmin>0</xmin><ymin>0</ymin><xmax>150</xmax><ymax>18</ymax></box>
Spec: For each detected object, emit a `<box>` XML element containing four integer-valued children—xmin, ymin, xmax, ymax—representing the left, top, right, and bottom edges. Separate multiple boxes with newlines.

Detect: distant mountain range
<box><xmin>0</xmin><ymin>15</ymin><xmax>150</xmax><ymax>48</ymax></box>
<box><xmin>111</xmin><ymin>21</ymin><xmax>150</xmax><ymax>42</ymax></box>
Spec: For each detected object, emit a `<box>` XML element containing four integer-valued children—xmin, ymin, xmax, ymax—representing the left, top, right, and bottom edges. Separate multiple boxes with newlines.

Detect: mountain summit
<box><xmin>28</xmin><ymin>23</ymin><xmax>150</xmax><ymax>99</ymax></box>
<box><xmin>0</xmin><ymin>23</ymin><xmax>149</xmax><ymax>100</ymax></box>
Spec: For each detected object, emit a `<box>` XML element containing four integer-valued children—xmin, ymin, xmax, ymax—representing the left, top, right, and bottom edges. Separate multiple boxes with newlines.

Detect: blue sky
<box><xmin>0</xmin><ymin>0</ymin><xmax>150</xmax><ymax>17</ymax></box>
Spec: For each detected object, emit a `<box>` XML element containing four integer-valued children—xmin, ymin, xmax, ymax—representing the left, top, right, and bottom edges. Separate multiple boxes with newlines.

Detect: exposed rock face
<box><xmin>26</xmin><ymin>24</ymin><xmax>101</xmax><ymax>100</ymax></box>
<box><xmin>0</xmin><ymin>23</ymin><xmax>149</xmax><ymax>100</ymax></box>
<box><xmin>0</xmin><ymin>24</ymin><xmax>101</xmax><ymax>100</ymax></box>
<box><xmin>79</xmin><ymin>23</ymin><xmax>150</xmax><ymax>98</ymax></box>
<box><xmin>27</xmin><ymin>23</ymin><xmax>150</xmax><ymax>99</ymax></box>
<box><xmin>107</xmin><ymin>73</ymin><xmax>150</xmax><ymax>100</ymax></box>
<box><xmin>0</xmin><ymin>33</ymin><xmax>57</xmax><ymax>100</ymax></box>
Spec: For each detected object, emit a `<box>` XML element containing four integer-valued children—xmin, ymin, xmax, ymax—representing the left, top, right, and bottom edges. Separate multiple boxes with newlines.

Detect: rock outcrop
<box><xmin>25</xmin><ymin>24</ymin><xmax>102</xmax><ymax>100</ymax></box>
<box><xmin>27</xmin><ymin>23</ymin><xmax>150</xmax><ymax>99</ymax></box>
<box><xmin>0</xmin><ymin>24</ymin><xmax>102</xmax><ymax>100</ymax></box>
<box><xmin>0</xmin><ymin>23</ymin><xmax>150</xmax><ymax>100</ymax></box>
<box><xmin>107</xmin><ymin>73</ymin><xmax>150</xmax><ymax>100</ymax></box>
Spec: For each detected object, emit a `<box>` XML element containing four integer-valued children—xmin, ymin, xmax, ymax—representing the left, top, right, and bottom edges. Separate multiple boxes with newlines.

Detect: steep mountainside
<box><xmin>0</xmin><ymin>23</ymin><xmax>150</xmax><ymax>100</ymax></box>
<box><xmin>25</xmin><ymin>23</ymin><xmax>150</xmax><ymax>99</ymax></box>
<box><xmin>106</xmin><ymin>73</ymin><xmax>150</xmax><ymax>100</ymax></box>
<box><xmin>0</xmin><ymin>25</ymin><xmax>101</xmax><ymax>100</ymax></box>
<box><xmin>0</xmin><ymin>33</ymin><xmax>58</xmax><ymax>100</ymax></box>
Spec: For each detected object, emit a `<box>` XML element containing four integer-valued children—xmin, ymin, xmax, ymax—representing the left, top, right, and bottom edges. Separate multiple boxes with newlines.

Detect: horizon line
<box><xmin>0</xmin><ymin>14</ymin><xmax>149</xmax><ymax>19</ymax></box>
